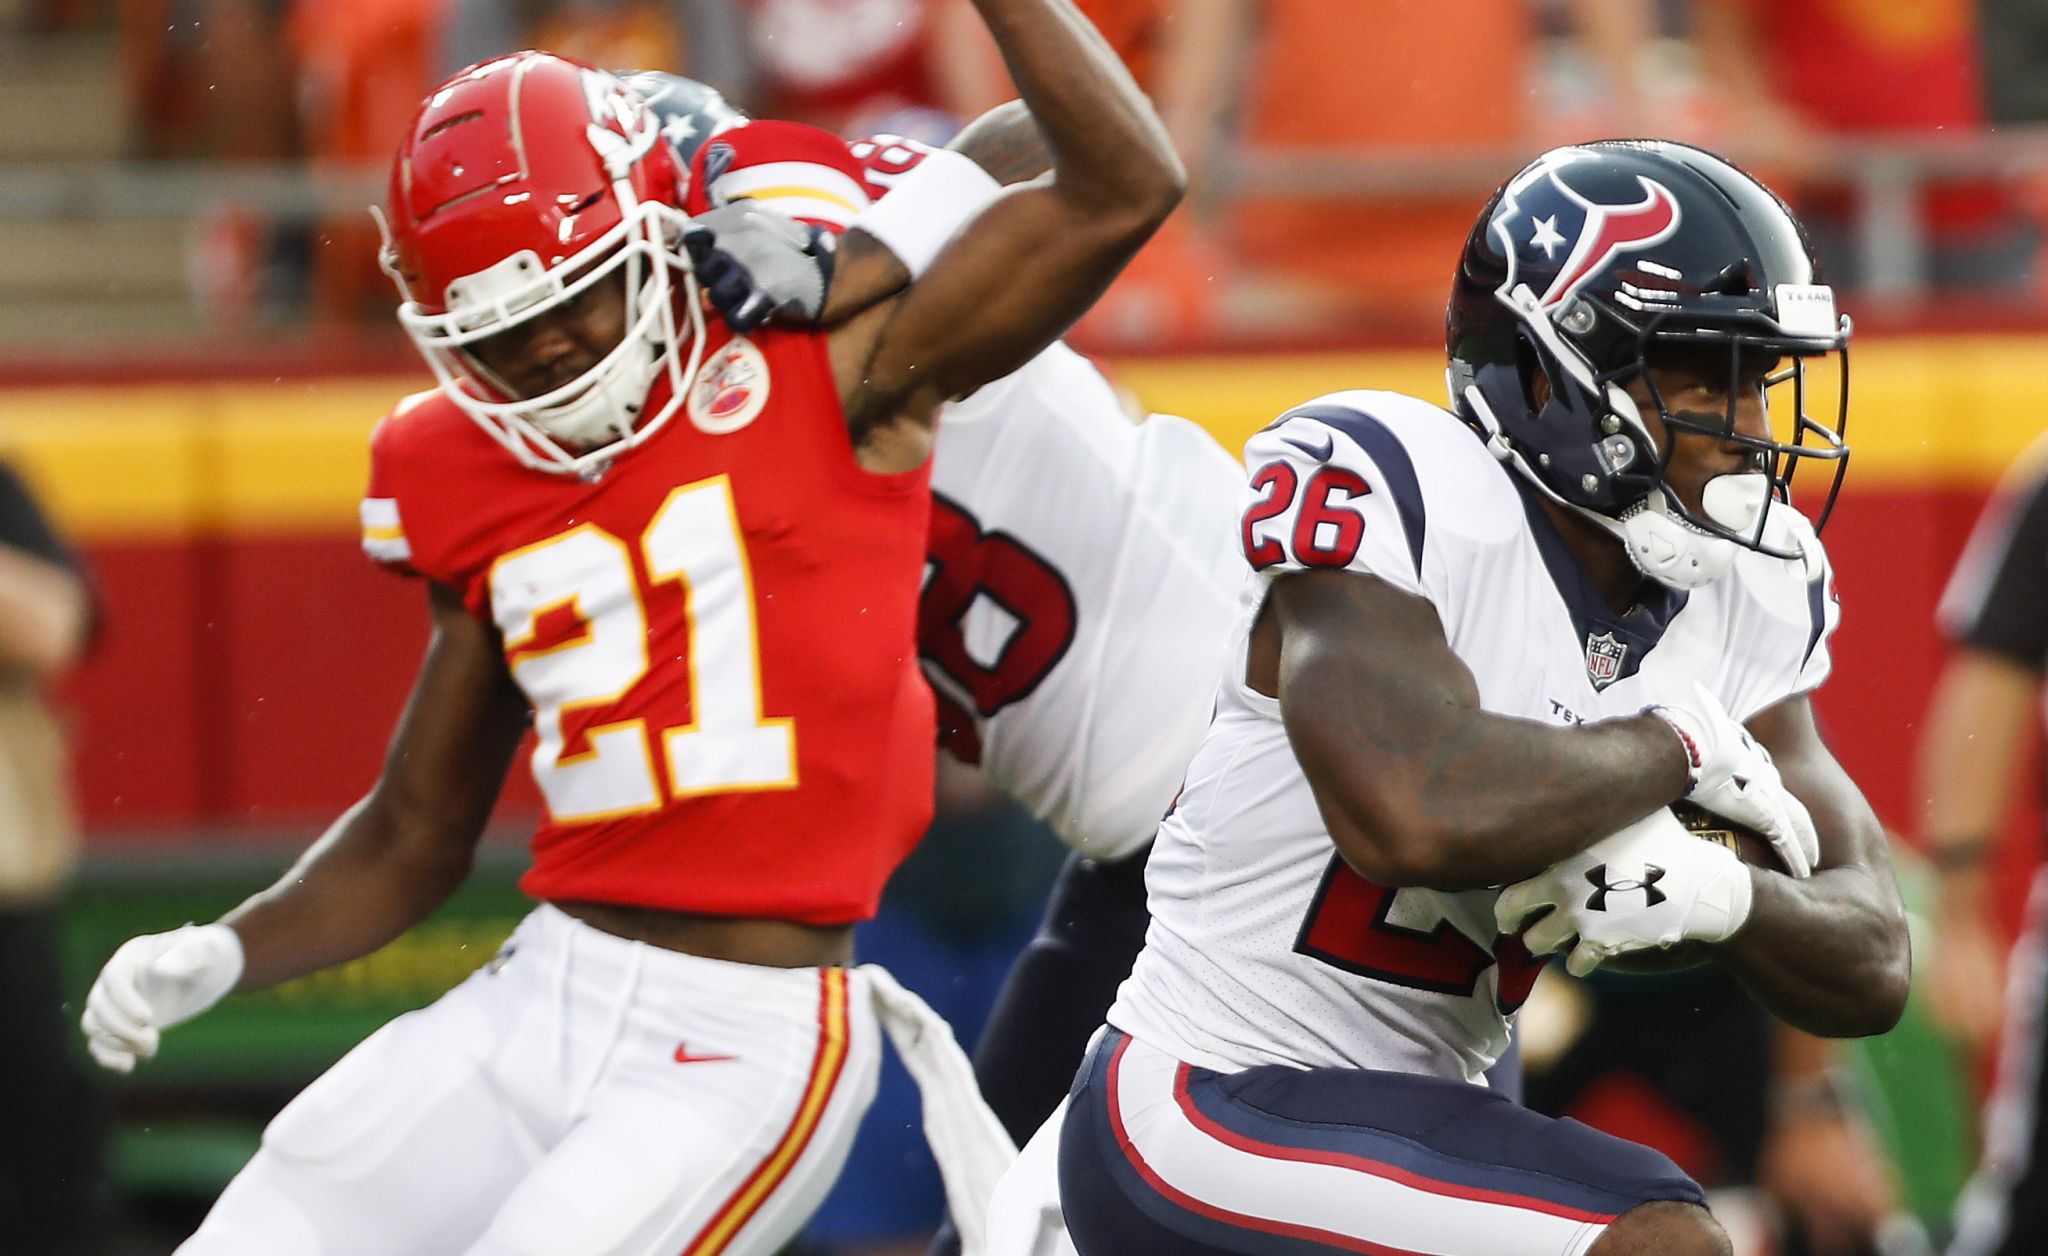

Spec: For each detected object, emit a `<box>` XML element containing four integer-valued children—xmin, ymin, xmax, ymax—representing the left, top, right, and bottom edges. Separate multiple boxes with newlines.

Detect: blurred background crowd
<box><xmin>3</xmin><ymin>0</ymin><xmax>2048</xmax><ymax>1254</ymax></box>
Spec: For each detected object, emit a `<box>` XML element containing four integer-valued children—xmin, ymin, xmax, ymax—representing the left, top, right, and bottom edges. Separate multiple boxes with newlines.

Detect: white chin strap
<box><xmin>1614</xmin><ymin>473</ymin><xmax>1769</xmax><ymax>590</ymax></box>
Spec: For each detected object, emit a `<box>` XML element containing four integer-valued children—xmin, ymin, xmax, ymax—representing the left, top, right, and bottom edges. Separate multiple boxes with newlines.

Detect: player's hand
<box><xmin>1496</xmin><ymin>808</ymin><xmax>1755</xmax><ymax>977</ymax></box>
<box><xmin>81</xmin><ymin>923</ymin><xmax>244</xmax><ymax>1074</ymax></box>
<box><xmin>679</xmin><ymin>202</ymin><xmax>837</xmax><ymax>333</ymax></box>
<box><xmin>1647</xmin><ymin>684</ymin><xmax>1819</xmax><ymax>878</ymax></box>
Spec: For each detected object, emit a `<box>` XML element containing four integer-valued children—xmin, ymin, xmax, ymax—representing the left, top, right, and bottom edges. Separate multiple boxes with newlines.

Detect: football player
<box><xmin>75</xmin><ymin>1</ymin><xmax>1183</xmax><ymax>1251</ymax></box>
<box><xmin>1043</xmin><ymin>142</ymin><xmax>1910</xmax><ymax>1255</ymax></box>
<box><xmin>642</xmin><ymin>86</ymin><xmax>1246</xmax><ymax>1204</ymax></box>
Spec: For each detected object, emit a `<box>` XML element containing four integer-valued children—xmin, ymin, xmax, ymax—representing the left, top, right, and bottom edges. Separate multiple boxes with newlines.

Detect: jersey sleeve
<box><xmin>1719</xmin><ymin>512</ymin><xmax>1842</xmax><ymax>722</ymax></box>
<box><xmin>688</xmin><ymin>118</ymin><xmax>875</xmax><ymax>230</ymax></box>
<box><xmin>360</xmin><ymin>413</ymin><xmax>418</xmax><ymax>577</ymax></box>
<box><xmin>846</xmin><ymin>133</ymin><xmax>938</xmax><ymax>199</ymax></box>
<box><xmin>1238</xmin><ymin>405</ymin><xmax>1433</xmax><ymax>603</ymax></box>
<box><xmin>1938</xmin><ymin>453</ymin><xmax>2048</xmax><ymax>669</ymax></box>
<box><xmin>1790</xmin><ymin>535</ymin><xmax>1841</xmax><ymax>696</ymax></box>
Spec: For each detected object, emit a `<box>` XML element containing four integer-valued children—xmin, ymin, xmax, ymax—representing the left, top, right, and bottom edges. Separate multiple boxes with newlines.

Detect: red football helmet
<box><xmin>376</xmin><ymin>52</ymin><xmax>705</xmax><ymax>476</ymax></box>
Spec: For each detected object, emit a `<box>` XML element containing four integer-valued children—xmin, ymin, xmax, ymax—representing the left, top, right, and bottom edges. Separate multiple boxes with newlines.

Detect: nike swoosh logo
<box><xmin>1282</xmin><ymin>431</ymin><xmax>1334</xmax><ymax>462</ymax></box>
<box><xmin>674</xmin><ymin>1044</ymin><xmax>737</xmax><ymax>1065</ymax></box>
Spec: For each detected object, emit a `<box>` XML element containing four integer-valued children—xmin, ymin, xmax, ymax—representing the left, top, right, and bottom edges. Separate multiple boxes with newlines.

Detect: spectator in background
<box><xmin>291</xmin><ymin>0</ymin><xmax>450</xmax><ymax>327</ymax></box>
<box><xmin>932</xmin><ymin>0</ymin><xmax>1255</xmax><ymax>345</ymax></box>
<box><xmin>1919</xmin><ymin>437</ymin><xmax>2048</xmax><ymax>1256</ymax></box>
<box><xmin>0</xmin><ymin>461</ymin><xmax>100</xmax><ymax>1254</ymax></box>
<box><xmin>737</xmin><ymin>0</ymin><xmax>946</xmax><ymax>137</ymax></box>
<box><xmin>119</xmin><ymin>0</ymin><xmax>299</xmax><ymax>160</ymax></box>
<box><xmin>1694</xmin><ymin>0</ymin><xmax>2036</xmax><ymax>295</ymax></box>
<box><xmin>439</xmin><ymin>0</ymin><xmax>754</xmax><ymax>100</ymax></box>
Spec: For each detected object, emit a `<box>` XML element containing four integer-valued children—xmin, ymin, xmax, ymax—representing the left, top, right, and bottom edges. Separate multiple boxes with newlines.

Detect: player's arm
<box><xmin>1914</xmin><ymin>460</ymin><xmax>2048</xmax><ymax>1041</ymax></box>
<box><xmin>827</xmin><ymin>0</ymin><xmax>1183</xmax><ymax>444</ymax></box>
<box><xmin>82</xmin><ymin>583</ymin><xmax>528</xmax><ymax>1071</ymax></box>
<box><xmin>1917</xmin><ymin>648</ymin><xmax>2036</xmax><ymax>1044</ymax></box>
<box><xmin>1263</xmin><ymin>568</ymin><xmax>1693</xmax><ymax>890</ymax></box>
<box><xmin>818</xmin><ymin>102</ymin><xmax>1052</xmax><ymax>324</ymax></box>
<box><xmin>0</xmin><ymin>465</ymin><xmax>90</xmax><ymax>679</ymax></box>
<box><xmin>224</xmin><ymin>582</ymin><xmax>530</xmax><ymax>988</ymax></box>
<box><xmin>1712</xmin><ymin>695</ymin><xmax>1911</xmax><ymax>1037</ymax></box>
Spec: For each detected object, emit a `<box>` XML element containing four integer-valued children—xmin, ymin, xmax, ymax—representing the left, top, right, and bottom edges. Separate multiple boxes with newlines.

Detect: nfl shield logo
<box><xmin>1585</xmin><ymin>631</ymin><xmax>1627</xmax><ymax>689</ymax></box>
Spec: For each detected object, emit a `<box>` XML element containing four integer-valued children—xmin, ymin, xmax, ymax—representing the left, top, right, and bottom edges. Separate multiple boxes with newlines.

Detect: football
<box><xmin>1599</xmin><ymin>802</ymin><xmax>1786</xmax><ymax>975</ymax></box>
<box><xmin>1667</xmin><ymin>800</ymin><xmax>1787</xmax><ymax>874</ymax></box>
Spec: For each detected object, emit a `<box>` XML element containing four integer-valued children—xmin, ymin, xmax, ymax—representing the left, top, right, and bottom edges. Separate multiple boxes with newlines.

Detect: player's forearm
<box><xmin>1276</xmin><ymin>571</ymin><xmax>1689</xmax><ymax>888</ymax></box>
<box><xmin>220</xmin><ymin>793</ymin><xmax>478</xmax><ymax>991</ymax></box>
<box><xmin>1294</xmin><ymin>684</ymin><xmax>1693</xmax><ymax>888</ymax></box>
<box><xmin>1717</xmin><ymin>862</ymin><xmax>1911</xmax><ymax>1037</ymax></box>
<box><xmin>1319</xmin><ymin>711</ymin><xmax>1692</xmax><ymax>890</ymax></box>
<box><xmin>0</xmin><ymin>546</ymin><xmax>88</xmax><ymax>678</ymax></box>
<box><xmin>966</xmin><ymin>0</ymin><xmax>1183</xmax><ymax>219</ymax></box>
<box><xmin>1917</xmin><ymin>650</ymin><xmax>2036</xmax><ymax>868</ymax></box>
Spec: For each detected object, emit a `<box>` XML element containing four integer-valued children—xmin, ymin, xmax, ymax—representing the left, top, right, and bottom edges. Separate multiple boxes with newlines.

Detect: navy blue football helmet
<box><xmin>1447</xmin><ymin>141</ymin><xmax>1848</xmax><ymax>584</ymax></box>
<box><xmin>618</xmin><ymin>70</ymin><xmax>748</xmax><ymax>172</ymax></box>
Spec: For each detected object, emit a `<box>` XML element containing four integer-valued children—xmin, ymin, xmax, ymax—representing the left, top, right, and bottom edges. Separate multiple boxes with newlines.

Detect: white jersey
<box><xmin>1108</xmin><ymin>390</ymin><xmax>1840</xmax><ymax>1081</ymax></box>
<box><xmin>925</xmin><ymin>343</ymin><xmax>1245</xmax><ymax>860</ymax></box>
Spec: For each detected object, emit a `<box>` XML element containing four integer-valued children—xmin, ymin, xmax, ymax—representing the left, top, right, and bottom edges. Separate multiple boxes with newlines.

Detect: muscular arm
<box><xmin>828</xmin><ymin>0</ymin><xmax>1183</xmax><ymax>445</ymax></box>
<box><xmin>819</xmin><ymin>101</ymin><xmax>1053</xmax><ymax>325</ymax></box>
<box><xmin>1715</xmin><ymin>694</ymin><xmax>1911</xmax><ymax>1037</ymax></box>
<box><xmin>222</xmin><ymin>583</ymin><xmax>530</xmax><ymax>990</ymax></box>
<box><xmin>1264</xmin><ymin>569</ymin><xmax>1692</xmax><ymax>889</ymax></box>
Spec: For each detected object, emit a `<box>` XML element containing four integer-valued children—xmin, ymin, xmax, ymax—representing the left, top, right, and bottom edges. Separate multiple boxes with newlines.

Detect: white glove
<box><xmin>1496</xmin><ymin>808</ymin><xmax>1755</xmax><ymax>977</ymax></box>
<box><xmin>1646</xmin><ymin>683</ymin><xmax>1818</xmax><ymax>878</ymax></box>
<box><xmin>81</xmin><ymin>923</ymin><xmax>245</xmax><ymax>1074</ymax></box>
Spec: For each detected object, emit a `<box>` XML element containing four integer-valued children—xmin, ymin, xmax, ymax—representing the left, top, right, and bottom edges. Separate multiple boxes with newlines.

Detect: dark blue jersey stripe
<box><xmin>1284</xmin><ymin>404</ymin><xmax>1427</xmax><ymax>577</ymax></box>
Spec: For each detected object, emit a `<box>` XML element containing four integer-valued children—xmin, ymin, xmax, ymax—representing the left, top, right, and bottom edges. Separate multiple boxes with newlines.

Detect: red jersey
<box><xmin>361</xmin><ymin>324</ymin><xmax>934</xmax><ymax>924</ymax></box>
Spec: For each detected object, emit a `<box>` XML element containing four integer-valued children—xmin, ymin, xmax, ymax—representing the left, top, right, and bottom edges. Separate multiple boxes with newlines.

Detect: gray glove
<box><xmin>679</xmin><ymin>202</ymin><xmax>837</xmax><ymax>332</ymax></box>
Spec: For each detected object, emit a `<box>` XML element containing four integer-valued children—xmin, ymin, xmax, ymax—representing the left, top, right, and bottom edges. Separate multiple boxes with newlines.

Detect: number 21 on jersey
<box><xmin>490</xmin><ymin>475</ymin><xmax>795</xmax><ymax>822</ymax></box>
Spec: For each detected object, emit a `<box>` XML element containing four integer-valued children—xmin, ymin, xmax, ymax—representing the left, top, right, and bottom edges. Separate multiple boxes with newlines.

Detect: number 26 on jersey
<box><xmin>489</xmin><ymin>475</ymin><xmax>795</xmax><ymax>823</ymax></box>
<box><xmin>1242</xmin><ymin>459</ymin><xmax>1371</xmax><ymax>570</ymax></box>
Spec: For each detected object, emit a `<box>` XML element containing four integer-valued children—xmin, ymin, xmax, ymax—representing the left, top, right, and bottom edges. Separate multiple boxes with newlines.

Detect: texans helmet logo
<box><xmin>1488</xmin><ymin>150</ymin><xmax>1683</xmax><ymax>313</ymax></box>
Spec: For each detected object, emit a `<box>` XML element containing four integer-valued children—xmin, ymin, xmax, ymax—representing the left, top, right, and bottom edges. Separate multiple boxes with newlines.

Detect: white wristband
<box><xmin>851</xmin><ymin>148</ymin><xmax>1004</xmax><ymax>279</ymax></box>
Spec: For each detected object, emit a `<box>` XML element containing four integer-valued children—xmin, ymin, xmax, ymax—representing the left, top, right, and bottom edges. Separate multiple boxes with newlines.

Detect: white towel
<box><xmin>862</xmin><ymin>964</ymin><xmax>1020</xmax><ymax>1256</ymax></box>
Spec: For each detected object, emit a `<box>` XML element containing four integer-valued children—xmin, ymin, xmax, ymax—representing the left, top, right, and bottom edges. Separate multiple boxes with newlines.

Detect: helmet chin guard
<box><xmin>1613</xmin><ymin>475</ymin><xmax>1757</xmax><ymax>589</ymax></box>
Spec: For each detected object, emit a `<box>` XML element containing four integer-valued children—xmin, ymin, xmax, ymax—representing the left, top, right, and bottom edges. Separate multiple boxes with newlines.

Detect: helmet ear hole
<box><xmin>1515</xmin><ymin>335</ymin><xmax>1551</xmax><ymax>411</ymax></box>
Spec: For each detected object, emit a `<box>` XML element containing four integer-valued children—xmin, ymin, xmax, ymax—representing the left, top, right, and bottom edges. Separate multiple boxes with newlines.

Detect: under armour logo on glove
<box><xmin>1584</xmin><ymin>863</ymin><xmax>1666</xmax><ymax>911</ymax></box>
<box><xmin>1496</xmin><ymin>810</ymin><xmax>1754</xmax><ymax>977</ymax></box>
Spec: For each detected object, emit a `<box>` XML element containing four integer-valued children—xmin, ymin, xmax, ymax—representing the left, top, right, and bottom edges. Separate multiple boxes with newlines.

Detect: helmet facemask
<box><xmin>1512</xmin><ymin>286</ymin><xmax>1851</xmax><ymax>589</ymax></box>
<box><xmin>392</xmin><ymin>200</ymin><xmax>706</xmax><ymax>478</ymax></box>
<box><xmin>1622</xmin><ymin>317</ymin><xmax>1849</xmax><ymax>565</ymax></box>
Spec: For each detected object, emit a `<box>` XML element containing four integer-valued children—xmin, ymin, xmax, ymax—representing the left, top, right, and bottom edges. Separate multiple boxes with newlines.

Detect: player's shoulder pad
<box><xmin>1726</xmin><ymin>508</ymin><xmax>1837</xmax><ymax>669</ymax></box>
<box><xmin>1245</xmin><ymin>391</ymin><xmax>1522</xmax><ymax>558</ymax></box>
<box><xmin>361</xmin><ymin>388</ymin><xmax>453</xmax><ymax>573</ymax></box>
<box><xmin>691</xmin><ymin>118</ymin><xmax>872</xmax><ymax>229</ymax></box>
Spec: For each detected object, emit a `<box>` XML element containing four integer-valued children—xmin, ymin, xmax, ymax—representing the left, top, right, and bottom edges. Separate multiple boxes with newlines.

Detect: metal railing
<box><xmin>2</xmin><ymin>126</ymin><xmax>2046</xmax><ymax>304</ymax></box>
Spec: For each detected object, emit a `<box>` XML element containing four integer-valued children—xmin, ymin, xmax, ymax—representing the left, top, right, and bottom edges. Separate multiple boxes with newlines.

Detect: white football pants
<box><xmin>176</xmin><ymin>904</ymin><xmax>882</xmax><ymax>1256</ymax></box>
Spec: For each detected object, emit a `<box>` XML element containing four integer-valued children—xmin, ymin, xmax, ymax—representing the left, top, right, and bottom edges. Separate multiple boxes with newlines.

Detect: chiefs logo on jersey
<box><xmin>688</xmin><ymin>337</ymin><xmax>772</xmax><ymax>433</ymax></box>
